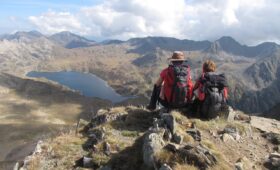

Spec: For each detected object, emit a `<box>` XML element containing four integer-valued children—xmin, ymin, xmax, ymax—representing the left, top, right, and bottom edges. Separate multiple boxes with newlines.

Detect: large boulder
<box><xmin>143</xmin><ymin>131</ymin><xmax>165</xmax><ymax>168</ymax></box>
<box><xmin>178</xmin><ymin>144</ymin><xmax>217</xmax><ymax>169</ymax></box>
<box><xmin>160</xmin><ymin>113</ymin><xmax>177</xmax><ymax>135</ymax></box>
<box><xmin>91</xmin><ymin>109</ymin><xmax>127</xmax><ymax>126</ymax></box>
<box><xmin>264</xmin><ymin>152</ymin><xmax>280</xmax><ymax>169</ymax></box>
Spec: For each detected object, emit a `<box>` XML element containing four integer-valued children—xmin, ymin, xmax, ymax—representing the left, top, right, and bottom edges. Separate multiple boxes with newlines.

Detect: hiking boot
<box><xmin>146</xmin><ymin>104</ymin><xmax>156</xmax><ymax>111</ymax></box>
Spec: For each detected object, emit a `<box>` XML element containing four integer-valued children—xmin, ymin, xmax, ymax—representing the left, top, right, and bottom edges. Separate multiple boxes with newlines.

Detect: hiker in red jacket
<box><xmin>193</xmin><ymin>60</ymin><xmax>229</xmax><ymax>119</ymax></box>
<box><xmin>147</xmin><ymin>51</ymin><xmax>193</xmax><ymax>111</ymax></box>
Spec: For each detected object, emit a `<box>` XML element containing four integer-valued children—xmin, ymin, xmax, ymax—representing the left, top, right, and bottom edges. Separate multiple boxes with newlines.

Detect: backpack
<box><xmin>167</xmin><ymin>64</ymin><xmax>190</xmax><ymax>108</ymax></box>
<box><xmin>199</xmin><ymin>73</ymin><xmax>228</xmax><ymax>119</ymax></box>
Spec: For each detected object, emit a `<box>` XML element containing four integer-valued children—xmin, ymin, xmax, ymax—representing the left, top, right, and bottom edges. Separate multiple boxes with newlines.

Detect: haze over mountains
<box><xmin>0</xmin><ymin>31</ymin><xmax>280</xmax><ymax>119</ymax></box>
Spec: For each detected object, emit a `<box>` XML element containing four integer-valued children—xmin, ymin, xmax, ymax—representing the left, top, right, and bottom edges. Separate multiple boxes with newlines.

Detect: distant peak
<box><xmin>52</xmin><ymin>31</ymin><xmax>76</xmax><ymax>36</ymax></box>
<box><xmin>216</xmin><ymin>36</ymin><xmax>239</xmax><ymax>43</ymax></box>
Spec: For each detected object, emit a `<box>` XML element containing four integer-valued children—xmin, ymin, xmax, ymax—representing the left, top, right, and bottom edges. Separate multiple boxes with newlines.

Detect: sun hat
<box><xmin>168</xmin><ymin>51</ymin><xmax>186</xmax><ymax>61</ymax></box>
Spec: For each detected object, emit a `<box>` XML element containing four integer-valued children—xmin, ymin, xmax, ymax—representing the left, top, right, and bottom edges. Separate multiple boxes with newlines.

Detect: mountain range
<box><xmin>0</xmin><ymin>31</ymin><xmax>280</xmax><ymax>119</ymax></box>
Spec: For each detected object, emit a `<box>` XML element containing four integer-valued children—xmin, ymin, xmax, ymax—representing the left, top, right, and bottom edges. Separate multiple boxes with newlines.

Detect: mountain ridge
<box><xmin>1</xmin><ymin>31</ymin><xmax>280</xmax><ymax>118</ymax></box>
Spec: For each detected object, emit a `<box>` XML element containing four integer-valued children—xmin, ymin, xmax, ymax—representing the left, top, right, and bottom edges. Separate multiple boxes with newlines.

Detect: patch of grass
<box><xmin>51</xmin><ymin>133</ymin><xmax>86</xmax><ymax>161</ymax></box>
<box><xmin>171</xmin><ymin>111</ymin><xmax>189</xmax><ymax>124</ymax></box>
<box><xmin>173</xmin><ymin>163</ymin><xmax>198</xmax><ymax>170</ymax></box>
<box><xmin>227</xmin><ymin>122</ymin><xmax>246</xmax><ymax>135</ymax></box>
<box><xmin>201</xmin><ymin>140</ymin><xmax>231</xmax><ymax>170</ymax></box>
<box><xmin>108</xmin><ymin>106</ymin><xmax>127</xmax><ymax>115</ymax></box>
<box><xmin>155</xmin><ymin>150</ymin><xmax>177</xmax><ymax>164</ymax></box>
<box><xmin>175</xmin><ymin>125</ymin><xmax>194</xmax><ymax>143</ymax></box>
<box><xmin>121</xmin><ymin>130</ymin><xmax>139</xmax><ymax>137</ymax></box>
<box><xmin>106</xmin><ymin>134</ymin><xmax>145</xmax><ymax>170</ymax></box>
<box><xmin>110</xmin><ymin>106</ymin><xmax>158</xmax><ymax>132</ymax></box>
<box><xmin>193</xmin><ymin>118</ymin><xmax>247</xmax><ymax>136</ymax></box>
<box><xmin>92</xmin><ymin>153</ymin><xmax>110</xmax><ymax>166</ymax></box>
<box><xmin>28</xmin><ymin>157</ymin><xmax>41</xmax><ymax>170</ymax></box>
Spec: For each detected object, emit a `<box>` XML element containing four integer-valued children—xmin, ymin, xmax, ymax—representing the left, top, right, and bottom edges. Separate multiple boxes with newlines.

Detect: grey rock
<box><xmin>159</xmin><ymin>163</ymin><xmax>173</xmax><ymax>170</ymax></box>
<box><xmin>88</xmin><ymin>129</ymin><xmax>105</xmax><ymax>141</ymax></box>
<box><xmin>271</xmin><ymin>157</ymin><xmax>280</xmax><ymax>167</ymax></box>
<box><xmin>143</xmin><ymin>132</ymin><xmax>165</xmax><ymax>168</ymax></box>
<box><xmin>92</xmin><ymin>110</ymin><xmax>127</xmax><ymax>126</ymax></box>
<box><xmin>153</xmin><ymin>118</ymin><xmax>161</xmax><ymax>130</ymax></box>
<box><xmin>234</xmin><ymin>113</ymin><xmax>251</xmax><ymax>122</ymax></box>
<box><xmin>172</xmin><ymin>133</ymin><xmax>183</xmax><ymax>144</ymax></box>
<box><xmin>265</xmin><ymin>152</ymin><xmax>280</xmax><ymax>168</ymax></box>
<box><xmin>33</xmin><ymin>140</ymin><xmax>44</xmax><ymax>154</ymax></box>
<box><xmin>235</xmin><ymin>162</ymin><xmax>243</xmax><ymax>170</ymax></box>
<box><xmin>273</xmin><ymin>145</ymin><xmax>280</xmax><ymax>152</ymax></box>
<box><xmin>161</xmin><ymin>113</ymin><xmax>176</xmax><ymax>134</ymax></box>
<box><xmin>270</xmin><ymin>152</ymin><xmax>280</xmax><ymax>158</ymax></box>
<box><xmin>224</xmin><ymin>125</ymin><xmax>238</xmax><ymax>134</ymax></box>
<box><xmin>222</xmin><ymin>133</ymin><xmax>235</xmax><ymax>142</ymax></box>
<box><xmin>163</xmin><ymin>129</ymin><xmax>172</xmax><ymax>141</ymax></box>
<box><xmin>235</xmin><ymin>157</ymin><xmax>253</xmax><ymax>170</ymax></box>
<box><xmin>164</xmin><ymin>143</ymin><xmax>179</xmax><ymax>153</ymax></box>
<box><xmin>83</xmin><ymin>156</ymin><xmax>94</xmax><ymax>168</ymax></box>
<box><xmin>104</xmin><ymin>142</ymin><xmax>111</xmax><ymax>156</ymax></box>
<box><xmin>186</xmin><ymin>128</ymin><xmax>201</xmax><ymax>141</ymax></box>
<box><xmin>178</xmin><ymin>144</ymin><xmax>217</xmax><ymax>169</ymax></box>
<box><xmin>222</xmin><ymin>125</ymin><xmax>241</xmax><ymax>141</ymax></box>
<box><xmin>264</xmin><ymin>132</ymin><xmax>280</xmax><ymax>145</ymax></box>
<box><xmin>13</xmin><ymin>162</ymin><xmax>19</xmax><ymax>170</ymax></box>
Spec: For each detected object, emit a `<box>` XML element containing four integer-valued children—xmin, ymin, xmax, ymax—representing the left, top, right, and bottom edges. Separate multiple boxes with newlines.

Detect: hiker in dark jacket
<box><xmin>147</xmin><ymin>51</ymin><xmax>193</xmax><ymax>111</ymax></box>
<box><xmin>193</xmin><ymin>60</ymin><xmax>229</xmax><ymax>119</ymax></box>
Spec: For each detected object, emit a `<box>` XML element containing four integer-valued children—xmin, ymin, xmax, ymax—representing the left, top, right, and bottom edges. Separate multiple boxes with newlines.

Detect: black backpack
<box><xmin>200</xmin><ymin>73</ymin><xmax>228</xmax><ymax>119</ymax></box>
<box><xmin>167</xmin><ymin>64</ymin><xmax>190</xmax><ymax>108</ymax></box>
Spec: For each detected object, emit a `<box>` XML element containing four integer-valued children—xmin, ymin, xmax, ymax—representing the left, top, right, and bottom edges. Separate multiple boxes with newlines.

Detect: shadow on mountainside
<box><xmin>0</xmin><ymin>73</ymin><xmax>111</xmax><ymax>119</ymax></box>
<box><xmin>0</xmin><ymin>73</ymin><xmax>111</xmax><ymax>167</ymax></box>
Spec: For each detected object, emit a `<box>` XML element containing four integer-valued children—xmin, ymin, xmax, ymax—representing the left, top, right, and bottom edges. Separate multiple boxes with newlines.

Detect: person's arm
<box><xmin>186</xmin><ymin>67</ymin><xmax>193</xmax><ymax>102</ymax></box>
<box><xmin>193</xmin><ymin>81</ymin><xmax>199</xmax><ymax>91</ymax></box>
<box><xmin>155</xmin><ymin>77</ymin><xmax>163</xmax><ymax>87</ymax></box>
<box><xmin>187</xmin><ymin>78</ymin><xmax>193</xmax><ymax>102</ymax></box>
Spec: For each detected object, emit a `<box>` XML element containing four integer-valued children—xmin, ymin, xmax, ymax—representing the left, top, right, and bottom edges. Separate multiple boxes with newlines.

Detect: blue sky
<box><xmin>0</xmin><ymin>0</ymin><xmax>101</xmax><ymax>33</ymax></box>
<box><xmin>0</xmin><ymin>0</ymin><xmax>280</xmax><ymax>44</ymax></box>
<box><xmin>0</xmin><ymin>0</ymin><xmax>101</xmax><ymax>15</ymax></box>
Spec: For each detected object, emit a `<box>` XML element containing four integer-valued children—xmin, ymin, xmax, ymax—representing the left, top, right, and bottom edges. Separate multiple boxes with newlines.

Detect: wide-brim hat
<box><xmin>168</xmin><ymin>51</ymin><xmax>186</xmax><ymax>61</ymax></box>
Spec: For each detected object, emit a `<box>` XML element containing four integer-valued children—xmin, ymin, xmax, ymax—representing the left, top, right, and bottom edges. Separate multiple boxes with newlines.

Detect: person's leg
<box><xmin>147</xmin><ymin>85</ymin><xmax>161</xmax><ymax>110</ymax></box>
<box><xmin>189</xmin><ymin>99</ymin><xmax>201</xmax><ymax>118</ymax></box>
<box><xmin>158</xmin><ymin>98</ymin><xmax>171</xmax><ymax>113</ymax></box>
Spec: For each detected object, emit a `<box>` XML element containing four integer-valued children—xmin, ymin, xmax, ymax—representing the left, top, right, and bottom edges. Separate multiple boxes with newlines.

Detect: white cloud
<box><xmin>28</xmin><ymin>0</ymin><xmax>280</xmax><ymax>44</ymax></box>
<box><xmin>28</xmin><ymin>11</ymin><xmax>91</xmax><ymax>35</ymax></box>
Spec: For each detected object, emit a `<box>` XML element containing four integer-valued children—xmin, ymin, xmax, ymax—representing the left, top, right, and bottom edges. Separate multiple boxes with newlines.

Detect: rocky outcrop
<box><xmin>143</xmin><ymin>131</ymin><xmax>165</xmax><ymax>168</ymax></box>
<box><xmin>264</xmin><ymin>152</ymin><xmax>280</xmax><ymax>169</ymax></box>
<box><xmin>14</xmin><ymin>106</ymin><xmax>280</xmax><ymax>170</ymax></box>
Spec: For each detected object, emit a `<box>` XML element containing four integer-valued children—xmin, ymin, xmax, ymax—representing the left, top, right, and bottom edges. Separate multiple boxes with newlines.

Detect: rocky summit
<box><xmin>14</xmin><ymin>106</ymin><xmax>280</xmax><ymax>170</ymax></box>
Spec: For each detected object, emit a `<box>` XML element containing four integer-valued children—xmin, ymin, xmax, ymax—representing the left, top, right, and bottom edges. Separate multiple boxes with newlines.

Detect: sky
<box><xmin>0</xmin><ymin>0</ymin><xmax>280</xmax><ymax>44</ymax></box>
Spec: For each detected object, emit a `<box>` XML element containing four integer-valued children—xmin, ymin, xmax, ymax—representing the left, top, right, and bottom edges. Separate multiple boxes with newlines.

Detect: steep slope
<box><xmin>49</xmin><ymin>31</ymin><xmax>96</xmax><ymax>48</ymax></box>
<box><xmin>208</xmin><ymin>36</ymin><xmax>278</xmax><ymax>58</ymax></box>
<box><xmin>245</xmin><ymin>49</ymin><xmax>280</xmax><ymax>89</ymax></box>
<box><xmin>0</xmin><ymin>36</ymin><xmax>58</xmax><ymax>74</ymax></box>
<box><xmin>0</xmin><ymin>31</ymin><xmax>44</xmax><ymax>43</ymax></box>
<box><xmin>127</xmin><ymin>36</ymin><xmax>211</xmax><ymax>54</ymax></box>
<box><xmin>0</xmin><ymin>73</ymin><xmax>111</xmax><ymax>169</ymax></box>
<box><xmin>266</xmin><ymin>103</ymin><xmax>280</xmax><ymax>119</ymax></box>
